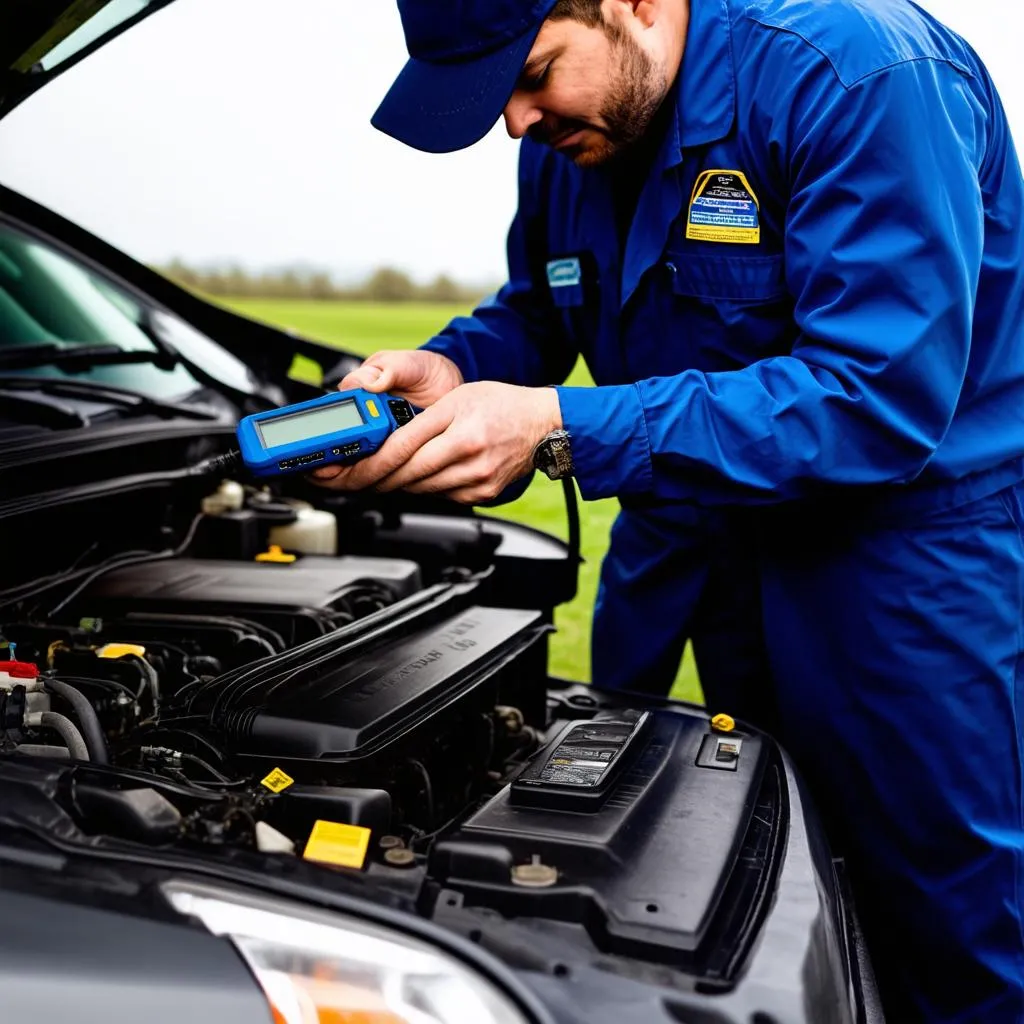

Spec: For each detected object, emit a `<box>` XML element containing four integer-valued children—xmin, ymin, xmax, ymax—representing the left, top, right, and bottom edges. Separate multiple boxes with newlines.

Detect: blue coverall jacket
<box><xmin>422</xmin><ymin>0</ymin><xmax>1024</xmax><ymax>1018</ymax></box>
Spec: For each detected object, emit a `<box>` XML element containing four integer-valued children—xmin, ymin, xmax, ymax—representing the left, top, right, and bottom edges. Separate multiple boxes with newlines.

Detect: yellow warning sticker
<box><xmin>303</xmin><ymin>820</ymin><xmax>372</xmax><ymax>869</ymax></box>
<box><xmin>260</xmin><ymin>767</ymin><xmax>295</xmax><ymax>794</ymax></box>
<box><xmin>686</xmin><ymin>169</ymin><xmax>761</xmax><ymax>245</ymax></box>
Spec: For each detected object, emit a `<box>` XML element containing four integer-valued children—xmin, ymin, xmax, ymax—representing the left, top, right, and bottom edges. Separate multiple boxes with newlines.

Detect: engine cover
<box><xmin>231</xmin><ymin>604</ymin><xmax>547</xmax><ymax>766</ymax></box>
<box><xmin>71</xmin><ymin>555</ymin><xmax>423</xmax><ymax>644</ymax></box>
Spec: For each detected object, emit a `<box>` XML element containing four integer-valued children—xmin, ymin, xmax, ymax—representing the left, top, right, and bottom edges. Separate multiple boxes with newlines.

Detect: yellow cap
<box><xmin>97</xmin><ymin>643</ymin><xmax>146</xmax><ymax>659</ymax></box>
<box><xmin>711</xmin><ymin>713</ymin><xmax>736</xmax><ymax>733</ymax></box>
<box><xmin>255</xmin><ymin>544</ymin><xmax>296</xmax><ymax>564</ymax></box>
<box><xmin>303</xmin><ymin>820</ymin><xmax>371</xmax><ymax>870</ymax></box>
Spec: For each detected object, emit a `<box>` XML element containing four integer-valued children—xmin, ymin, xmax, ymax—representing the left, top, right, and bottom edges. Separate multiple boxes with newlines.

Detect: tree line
<box><xmin>154</xmin><ymin>260</ymin><xmax>498</xmax><ymax>304</ymax></box>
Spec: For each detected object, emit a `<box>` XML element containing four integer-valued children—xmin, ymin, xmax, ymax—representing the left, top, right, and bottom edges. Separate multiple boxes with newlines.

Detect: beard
<box><xmin>528</xmin><ymin>20</ymin><xmax>669</xmax><ymax>167</ymax></box>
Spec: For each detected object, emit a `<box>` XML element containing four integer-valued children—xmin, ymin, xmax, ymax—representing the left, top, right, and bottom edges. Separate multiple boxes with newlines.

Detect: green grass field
<box><xmin>218</xmin><ymin>297</ymin><xmax>702</xmax><ymax>703</ymax></box>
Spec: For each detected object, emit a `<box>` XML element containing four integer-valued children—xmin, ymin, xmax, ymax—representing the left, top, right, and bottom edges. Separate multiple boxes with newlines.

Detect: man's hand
<box><xmin>311</xmin><ymin>349</ymin><xmax>462</xmax><ymax>486</ymax></box>
<box><xmin>335</xmin><ymin>349</ymin><xmax>463</xmax><ymax>407</ymax></box>
<box><xmin>309</xmin><ymin>381</ymin><xmax>563</xmax><ymax>505</ymax></box>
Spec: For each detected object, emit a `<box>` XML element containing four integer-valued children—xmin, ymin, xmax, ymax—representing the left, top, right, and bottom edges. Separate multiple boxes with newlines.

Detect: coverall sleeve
<box><xmin>420</xmin><ymin>144</ymin><xmax>579</xmax><ymax>387</ymax></box>
<box><xmin>555</xmin><ymin>57</ymin><xmax>986</xmax><ymax>504</ymax></box>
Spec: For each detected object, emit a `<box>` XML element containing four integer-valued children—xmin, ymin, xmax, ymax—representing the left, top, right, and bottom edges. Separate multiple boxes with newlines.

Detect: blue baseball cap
<box><xmin>372</xmin><ymin>0</ymin><xmax>560</xmax><ymax>154</ymax></box>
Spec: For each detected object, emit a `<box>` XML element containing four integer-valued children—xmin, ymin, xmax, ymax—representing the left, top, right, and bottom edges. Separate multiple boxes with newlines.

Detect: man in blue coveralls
<box><xmin>312</xmin><ymin>0</ymin><xmax>1024</xmax><ymax>1018</ymax></box>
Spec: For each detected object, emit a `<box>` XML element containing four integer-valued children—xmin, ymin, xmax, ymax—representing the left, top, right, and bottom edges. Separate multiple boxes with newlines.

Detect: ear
<box><xmin>603</xmin><ymin>0</ymin><xmax>660</xmax><ymax>30</ymax></box>
<box><xmin>633</xmin><ymin>0</ymin><xmax>659</xmax><ymax>29</ymax></box>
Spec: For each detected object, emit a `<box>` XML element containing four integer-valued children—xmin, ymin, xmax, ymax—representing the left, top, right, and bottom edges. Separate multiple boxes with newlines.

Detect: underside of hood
<box><xmin>1</xmin><ymin>0</ymin><xmax>177</xmax><ymax>120</ymax></box>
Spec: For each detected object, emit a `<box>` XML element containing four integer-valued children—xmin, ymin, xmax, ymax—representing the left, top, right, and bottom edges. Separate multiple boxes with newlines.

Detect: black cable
<box><xmin>127</xmin><ymin>726</ymin><xmax>228</xmax><ymax>767</ymax></box>
<box><xmin>46</xmin><ymin>512</ymin><xmax>206</xmax><ymax>618</ymax></box>
<box><xmin>0</xmin><ymin>548</ymin><xmax>152</xmax><ymax>609</ymax></box>
<box><xmin>561</xmin><ymin>476</ymin><xmax>581</xmax><ymax>577</ymax></box>
<box><xmin>57</xmin><ymin>674</ymin><xmax>139</xmax><ymax>701</ymax></box>
<box><xmin>187</xmin><ymin>450</ymin><xmax>242</xmax><ymax>479</ymax></box>
<box><xmin>407</xmin><ymin>758</ymin><xmax>435</xmax><ymax>825</ymax></box>
<box><xmin>178</xmin><ymin>752</ymin><xmax>232</xmax><ymax>783</ymax></box>
<box><xmin>67</xmin><ymin>761</ymin><xmax>232</xmax><ymax>802</ymax></box>
<box><xmin>169</xmin><ymin>677</ymin><xmax>207</xmax><ymax>702</ymax></box>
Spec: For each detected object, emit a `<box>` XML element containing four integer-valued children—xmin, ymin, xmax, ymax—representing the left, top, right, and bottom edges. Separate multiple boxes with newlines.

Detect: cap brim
<box><xmin>371</xmin><ymin>24</ymin><xmax>543</xmax><ymax>154</ymax></box>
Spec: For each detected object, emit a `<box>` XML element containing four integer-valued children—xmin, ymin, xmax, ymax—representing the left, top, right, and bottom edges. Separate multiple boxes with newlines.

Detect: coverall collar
<box><xmin>618</xmin><ymin>0</ymin><xmax>737</xmax><ymax>307</ymax></box>
<box><xmin>674</xmin><ymin>0</ymin><xmax>737</xmax><ymax>152</ymax></box>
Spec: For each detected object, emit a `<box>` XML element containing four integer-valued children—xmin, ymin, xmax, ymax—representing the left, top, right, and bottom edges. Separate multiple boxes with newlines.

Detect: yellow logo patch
<box><xmin>686</xmin><ymin>169</ymin><xmax>761</xmax><ymax>245</ymax></box>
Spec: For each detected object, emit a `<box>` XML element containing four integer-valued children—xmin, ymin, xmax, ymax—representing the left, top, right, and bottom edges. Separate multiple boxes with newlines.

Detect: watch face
<box><xmin>535</xmin><ymin>431</ymin><xmax>572</xmax><ymax>479</ymax></box>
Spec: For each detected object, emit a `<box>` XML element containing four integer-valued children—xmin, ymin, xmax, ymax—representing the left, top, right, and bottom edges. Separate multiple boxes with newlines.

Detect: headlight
<box><xmin>164</xmin><ymin>881</ymin><xmax>528</xmax><ymax>1024</ymax></box>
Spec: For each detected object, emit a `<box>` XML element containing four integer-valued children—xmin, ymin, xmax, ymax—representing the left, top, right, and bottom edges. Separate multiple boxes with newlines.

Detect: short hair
<box><xmin>549</xmin><ymin>0</ymin><xmax>605</xmax><ymax>28</ymax></box>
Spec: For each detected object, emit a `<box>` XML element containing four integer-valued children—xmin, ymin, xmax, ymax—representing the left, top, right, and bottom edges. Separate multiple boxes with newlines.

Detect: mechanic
<box><xmin>311</xmin><ymin>0</ymin><xmax>1024</xmax><ymax>1018</ymax></box>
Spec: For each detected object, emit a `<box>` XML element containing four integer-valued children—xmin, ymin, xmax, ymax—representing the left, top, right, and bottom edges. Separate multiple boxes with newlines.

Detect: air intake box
<box><xmin>229</xmin><ymin>604</ymin><xmax>548</xmax><ymax>770</ymax></box>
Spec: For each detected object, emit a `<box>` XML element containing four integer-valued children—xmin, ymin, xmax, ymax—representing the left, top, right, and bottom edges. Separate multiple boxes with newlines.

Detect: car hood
<box><xmin>1</xmin><ymin>0</ymin><xmax>177</xmax><ymax>120</ymax></box>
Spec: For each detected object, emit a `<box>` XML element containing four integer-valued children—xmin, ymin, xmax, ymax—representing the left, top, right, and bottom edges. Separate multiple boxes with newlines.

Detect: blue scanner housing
<box><xmin>237</xmin><ymin>389</ymin><xmax>412</xmax><ymax>479</ymax></box>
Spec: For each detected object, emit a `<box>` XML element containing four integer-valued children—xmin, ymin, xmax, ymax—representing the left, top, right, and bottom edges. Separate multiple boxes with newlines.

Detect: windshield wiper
<box><xmin>0</xmin><ymin>343</ymin><xmax>178</xmax><ymax>373</ymax></box>
<box><xmin>0</xmin><ymin>390</ymin><xmax>89</xmax><ymax>428</ymax></box>
<box><xmin>0</xmin><ymin>375</ymin><xmax>222</xmax><ymax>422</ymax></box>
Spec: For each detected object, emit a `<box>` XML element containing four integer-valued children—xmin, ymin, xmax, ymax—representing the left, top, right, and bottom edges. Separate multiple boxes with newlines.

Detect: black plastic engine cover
<box><xmin>71</xmin><ymin>556</ymin><xmax>422</xmax><ymax>644</ymax></box>
<box><xmin>429</xmin><ymin>710</ymin><xmax>778</xmax><ymax>972</ymax></box>
<box><xmin>235</xmin><ymin>605</ymin><xmax>548</xmax><ymax>764</ymax></box>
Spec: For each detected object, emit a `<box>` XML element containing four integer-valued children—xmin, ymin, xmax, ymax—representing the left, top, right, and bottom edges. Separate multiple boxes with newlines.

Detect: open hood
<box><xmin>1</xmin><ymin>0</ymin><xmax>177</xmax><ymax>120</ymax></box>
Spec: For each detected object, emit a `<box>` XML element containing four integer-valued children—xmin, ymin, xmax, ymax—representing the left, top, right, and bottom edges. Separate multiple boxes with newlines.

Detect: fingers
<box><xmin>373</xmin><ymin>432</ymin><xmax>464</xmax><ymax>492</ymax></box>
<box><xmin>338</xmin><ymin>356</ymin><xmax>391</xmax><ymax>394</ymax></box>
<box><xmin>398</xmin><ymin>468</ymin><xmax>509</xmax><ymax>505</ymax></box>
<box><xmin>310</xmin><ymin>402</ymin><xmax>455</xmax><ymax>491</ymax></box>
<box><xmin>309</xmin><ymin>463</ymin><xmax>345</xmax><ymax>482</ymax></box>
<box><xmin>380</xmin><ymin>452</ymin><xmax>519</xmax><ymax>505</ymax></box>
<box><xmin>355</xmin><ymin>403</ymin><xmax>455</xmax><ymax>485</ymax></box>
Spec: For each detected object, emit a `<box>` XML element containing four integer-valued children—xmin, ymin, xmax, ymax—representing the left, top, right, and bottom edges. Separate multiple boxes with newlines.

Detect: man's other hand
<box><xmin>336</xmin><ymin>349</ymin><xmax>463</xmax><ymax>407</ymax></box>
<box><xmin>311</xmin><ymin>349</ymin><xmax>463</xmax><ymax>485</ymax></box>
<box><xmin>309</xmin><ymin>382</ymin><xmax>562</xmax><ymax>504</ymax></box>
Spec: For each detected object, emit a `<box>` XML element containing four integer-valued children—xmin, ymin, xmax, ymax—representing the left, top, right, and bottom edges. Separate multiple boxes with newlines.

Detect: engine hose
<box><xmin>44</xmin><ymin>678</ymin><xmax>110</xmax><ymax>765</ymax></box>
<box><xmin>37</xmin><ymin>712</ymin><xmax>90</xmax><ymax>761</ymax></box>
<box><xmin>13</xmin><ymin>744</ymin><xmax>70</xmax><ymax>760</ymax></box>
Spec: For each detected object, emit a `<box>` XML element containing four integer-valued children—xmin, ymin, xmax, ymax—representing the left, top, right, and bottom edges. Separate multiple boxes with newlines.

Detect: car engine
<box><xmin>0</xmin><ymin>473</ymin><xmax>572</xmax><ymax>847</ymax></box>
<box><xmin>0</xmin><ymin>461</ymin><xmax>869</xmax><ymax>1021</ymax></box>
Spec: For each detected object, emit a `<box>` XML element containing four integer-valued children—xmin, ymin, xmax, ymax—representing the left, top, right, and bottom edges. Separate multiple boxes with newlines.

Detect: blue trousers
<box><xmin>592</xmin><ymin>485</ymin><xmax>1024</xmax><ymax>1021</ymax></box>
<box><xmin>591</xmin><ymin>504</ymin><xmax>777</xmax><ymax>731</ymax></box>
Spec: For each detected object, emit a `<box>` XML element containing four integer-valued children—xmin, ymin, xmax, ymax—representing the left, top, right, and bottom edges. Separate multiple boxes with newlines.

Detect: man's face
<box><xmin>503</xmin><ymin>6</ymin><xmax>672</xmax><ymax>167</ymax></box>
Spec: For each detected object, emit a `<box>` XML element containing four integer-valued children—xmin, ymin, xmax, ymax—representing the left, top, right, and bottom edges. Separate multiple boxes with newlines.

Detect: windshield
<box><xmin>0</xmin><ymin>219</ymin><xmax>255</xmax><ymax>399</ymax></box>
<box><xmin>12</xmin><ymin>1</ymin><xmax>158</xmax><ymax>75</ymax></box>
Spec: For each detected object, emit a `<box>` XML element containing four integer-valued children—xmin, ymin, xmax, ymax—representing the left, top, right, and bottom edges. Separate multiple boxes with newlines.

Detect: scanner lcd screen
<box><xmin>257</xmin><ymin>399</ymin><xmax>364</xmax><ymax>448</ymax></box>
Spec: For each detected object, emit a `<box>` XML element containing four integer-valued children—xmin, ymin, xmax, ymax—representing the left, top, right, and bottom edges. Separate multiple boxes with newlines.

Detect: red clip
<box><xmin>0</xmin><ymin>661</ymin><xmax>38</xmax><ymax>679</ymax></box>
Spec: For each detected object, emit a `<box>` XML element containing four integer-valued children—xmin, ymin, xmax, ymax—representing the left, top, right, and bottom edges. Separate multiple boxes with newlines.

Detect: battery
<box><xmin>510</xmin><ymin>709</ymin><xmax>652</xmax><ymax>811</ymax></box>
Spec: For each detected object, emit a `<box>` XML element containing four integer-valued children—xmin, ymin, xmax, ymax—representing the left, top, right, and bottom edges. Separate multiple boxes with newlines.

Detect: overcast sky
<box><xmin>0</xmin><ymin>0</ymin><xmax>1019</xmax><ymax>285</ymax></box>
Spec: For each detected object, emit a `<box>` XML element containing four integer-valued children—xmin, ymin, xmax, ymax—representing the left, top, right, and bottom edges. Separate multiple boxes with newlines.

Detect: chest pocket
<box><xmin>545</xmin><ymin>251</ymin><xmax>614</xmax><ymax>371</ymax></box>
<box><xmin>665</xmin><ymin>252</ymin><xmax>796</xmax><ymax>370</ymax></box>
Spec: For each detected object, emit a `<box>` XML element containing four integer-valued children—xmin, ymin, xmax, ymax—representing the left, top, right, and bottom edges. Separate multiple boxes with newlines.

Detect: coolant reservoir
<box><xmin>269</xmin><ymin>502</ymin><xmax>338</xmax><ymax>555</ymax></box>
<box><xmin>201</xmin><ymin>479</ymin><xmax>245</xmax><ymax>515</ymax></box>
<box><xmin>0</xmin><ymin>661</ymin><xmax>49</xmax><ymax>716</ymax></box>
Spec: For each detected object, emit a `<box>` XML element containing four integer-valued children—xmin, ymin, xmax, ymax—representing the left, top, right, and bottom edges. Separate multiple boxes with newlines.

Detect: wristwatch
<box><xmin>533</xmin><ymin>429</ymin><xmax>574</xmax><ymax>480</ymax></box>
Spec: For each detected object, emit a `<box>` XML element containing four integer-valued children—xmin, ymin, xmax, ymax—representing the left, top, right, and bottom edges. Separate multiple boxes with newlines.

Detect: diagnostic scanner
<box><xmin>189</xmin><ymin>389</ymin><xmax>416</xmax><ymax>482</ymax></box>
